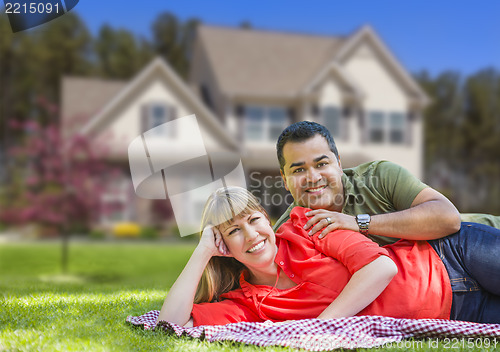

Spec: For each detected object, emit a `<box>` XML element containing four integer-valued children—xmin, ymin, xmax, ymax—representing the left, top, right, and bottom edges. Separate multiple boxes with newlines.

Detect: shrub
<box><xmin>140</xmin><ymin>226</ymin><xmax>158</xmax><ymax>240</ymax></box>
<box><xmin>112</xmin><ymin>222</ymin><xmax>140</xmax><ymax>238</ymax></box>
<box><xmin>89</xmin><ymin>228</ymin><xmax>106</xmax><ymax>239</ymax></box>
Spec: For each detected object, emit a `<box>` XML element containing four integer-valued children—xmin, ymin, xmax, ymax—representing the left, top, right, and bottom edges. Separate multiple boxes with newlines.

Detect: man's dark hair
<box><xmin>276</xmin><ymin>121</ymin><xmax>339</xmax><ymax>172</ymax></box>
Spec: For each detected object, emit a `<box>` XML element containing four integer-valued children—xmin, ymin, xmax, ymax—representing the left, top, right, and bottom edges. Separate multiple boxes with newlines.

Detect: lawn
<box><xmin>1</xmin><ymin>241</ymin><xmax>498</xmax><ymax>351</ymax></box>
<box><xmin>0</xmin><ymin>241</ymin><xmax>293</xmax><ymax>351</ymax></box>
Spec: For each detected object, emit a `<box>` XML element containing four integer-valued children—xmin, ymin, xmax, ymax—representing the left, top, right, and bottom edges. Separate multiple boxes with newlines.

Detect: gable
<box><xmin>337</xmin><ymin>26</ymin><xmax>429</xmax><ymax>109</ymax></box>
<box><xmin>305</xmin><ymin>62</ymin><xmax>365</xmax><ymax>105</ymax></box>
<box><xmin>91</xmin><ymin>75</ymin><xmax>201</xmax><ymax>156</ymax></box>
<box><xmin>343</xmin><ymin>42</ymin><xmax>409</xmax><ymax>110</ymax></box>
<box><xmin>77</xmin><ymin>58</ymin><xmax>238</xmax><ymax>158</ymax></box>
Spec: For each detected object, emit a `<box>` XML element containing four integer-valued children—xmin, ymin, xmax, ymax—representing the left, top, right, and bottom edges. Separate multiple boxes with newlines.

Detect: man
<box><xmin>274</xmin><ymin>121</ymin><xmax>500</xmax><ymax>245</ymax></box>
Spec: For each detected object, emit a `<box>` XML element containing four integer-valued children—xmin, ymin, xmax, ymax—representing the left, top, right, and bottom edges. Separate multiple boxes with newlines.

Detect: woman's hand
<box><xmin>197</xmin><ymin>225</ymin><xmax>231</xmax><ymax>257</ymax></box>
<box><xmin>157</xmin><ymin>225</ymin><xmax>231</xmax><ymax>326</ymax></box>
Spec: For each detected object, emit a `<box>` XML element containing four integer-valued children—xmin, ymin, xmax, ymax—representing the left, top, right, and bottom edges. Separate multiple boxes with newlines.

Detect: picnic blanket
<box><xmin>126</xmin><ymin>310</ymin><xmax>500</xmax><ymax>350</ymax></box>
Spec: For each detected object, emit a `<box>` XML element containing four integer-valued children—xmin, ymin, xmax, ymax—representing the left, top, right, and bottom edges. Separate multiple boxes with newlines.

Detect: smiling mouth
<box><xmin>305</xmin><ymin>185</ymin><xmax>326</xmax><ymax>193</ymax></box>
<box><xmin>247</xmin><ymin>240</ymin><xmax>265</xmax><ymax>253</ymax></box>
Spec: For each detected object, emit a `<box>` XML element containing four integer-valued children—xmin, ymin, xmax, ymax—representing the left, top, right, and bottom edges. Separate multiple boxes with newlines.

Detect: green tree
<box><xmin>1</xmin><ymin>15</ymin><xmax>36</xmax><ymax>151</ymax></box>
<box><xmin>151</xmin><ymin>12</ymin><xmax>200</xmax><ymax>78</ymax></box>
<box><xmin>416</xmin><ymin>68</ymin><xmax>500</xmax><ymax>214</ymax></box>
<box><xmin>35</xmin><ymin>13</ymin><xmax>92</xmax><ymax>122</ymax></box>
<box><xmin>460</xmin><ymin>69</ymin><xmax>500</xmax><ymax>212</ymax></box>
<box><xmin>1</xmin><ymin>12</ymin><xmax>92</xmax><ymax>129</ymax></box>
<box><xmin>416</xmin><ymin>70</ymin><xmax>464</xmax><ymax>169</ymax></box>
<box><xmin>94</xmin><ymin>24</ymin><xmax>154</xmax><ymax>79</ymax></box>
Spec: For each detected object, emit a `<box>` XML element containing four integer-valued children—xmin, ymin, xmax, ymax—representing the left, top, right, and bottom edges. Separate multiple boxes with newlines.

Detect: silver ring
<box><xmin>326</xmin><ymin>217</ymin><xmax>332</xmax><ymax>225</ymax></box>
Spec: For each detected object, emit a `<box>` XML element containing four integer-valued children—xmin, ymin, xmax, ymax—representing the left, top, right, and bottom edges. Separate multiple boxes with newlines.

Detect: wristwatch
<box><xmin>356</xmin><ymin>214</ymin><xmax>371</xmax><ymax>235</ymax></box>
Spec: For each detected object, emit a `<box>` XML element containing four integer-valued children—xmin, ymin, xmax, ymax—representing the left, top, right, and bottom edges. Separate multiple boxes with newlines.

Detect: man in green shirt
<box><xmin>274</xmin><ymin>121</ymin><xmax>500</xmax><ymax>245</ymax></box>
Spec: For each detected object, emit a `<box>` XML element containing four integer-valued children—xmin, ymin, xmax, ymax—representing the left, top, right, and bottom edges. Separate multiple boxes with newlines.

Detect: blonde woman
<box><xmin>157</xmin><ymin>187</ymin><xmax>500</xmax><ymax>327</ymax></box>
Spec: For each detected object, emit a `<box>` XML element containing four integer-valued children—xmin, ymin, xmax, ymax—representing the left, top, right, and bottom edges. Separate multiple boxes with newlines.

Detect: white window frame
<box><xmin>100</xmin><ymin>179</ymin><xmax>131</xmax><ymax>225</ymax></box>
<box><xmin>243</xmin><ymin>105</ymin><xmax>289</xmax><ymax>142</ymax></box>
<box><xmin>368</xmin><ymin>111</ymin><xmax>385</xmax><ymax>143</ymax></box>
<box><xmin>147</xmin><ymin>103</ymin><xmax>175</xmax><ymax>137</ymax></box>
<box><xmin>321</xmin><ymin>105</ymin><xmax>342</xmax><ymax>139</ymax></box>
<box><xmin>389</xmin><ymin>112</ymin><xmax>406</xmax><ymax>144</ymax></box>
<box><xmin>367</xmin><ymin>110</ymin><xmax>407</xmax><ymax>144</ymax></box>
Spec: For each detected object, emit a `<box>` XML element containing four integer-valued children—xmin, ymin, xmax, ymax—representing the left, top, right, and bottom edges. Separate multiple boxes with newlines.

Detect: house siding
<box><xmin>342</xmin><ymin>42</ymin><xmax>422</xmax><ymax>178</ymax></box>
<box><xmin>93</xmin><ymin>77</ymin><xmax>222</xmax><ymax>156</ymax></box>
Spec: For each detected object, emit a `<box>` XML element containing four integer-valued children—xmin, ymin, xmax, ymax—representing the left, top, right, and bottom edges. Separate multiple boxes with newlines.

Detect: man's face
<box><xmin>280</xmin><ymin>134</ymin><xmax>344</xmax><ymax>211</ymax></box>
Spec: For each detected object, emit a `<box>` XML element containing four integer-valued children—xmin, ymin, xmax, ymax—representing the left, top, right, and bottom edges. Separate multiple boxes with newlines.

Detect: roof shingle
<box><xmin>61</xmin><ymin>76</ymin><xmax>126</xmax><ymax>136</ymax></box>
<box><xmin>197</xmin><ymin>25</ymin><xmax>346</xmax><ymax>98</ymax></box>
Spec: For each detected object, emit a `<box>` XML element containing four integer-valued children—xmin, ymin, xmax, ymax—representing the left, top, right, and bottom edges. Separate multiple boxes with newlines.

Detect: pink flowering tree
<box><xmin>0</xmin><ymin>98</ymin><xmax>119</xmax><ymax>271</ymax></box>
<box><xmin>3</xmin><ymin>125</ymin><xmax>110</xmax><ymax>230</ymax></box>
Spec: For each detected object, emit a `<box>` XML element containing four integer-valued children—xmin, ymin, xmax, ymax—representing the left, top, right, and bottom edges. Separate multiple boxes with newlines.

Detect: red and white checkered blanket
<box><xmin>126</xmin><ymin>310</ymin><xmax>500</xmax><ymax>350</ymax></box>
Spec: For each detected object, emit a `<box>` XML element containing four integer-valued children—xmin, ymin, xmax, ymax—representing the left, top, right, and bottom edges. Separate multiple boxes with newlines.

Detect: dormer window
<box><xmin>141</xmin><ymin>103</ymin><xmax>176</xmax><ymax>137</ymax></box>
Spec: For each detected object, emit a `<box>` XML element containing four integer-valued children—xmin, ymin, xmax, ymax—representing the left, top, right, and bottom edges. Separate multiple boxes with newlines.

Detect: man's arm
<box><xmin>305</xmin><ymin>187</ymin><xmax>461</xmax><ymax>240</ymax></box>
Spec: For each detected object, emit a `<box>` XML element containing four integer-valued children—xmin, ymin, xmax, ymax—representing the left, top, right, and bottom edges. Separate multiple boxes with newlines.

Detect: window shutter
<box><xmin>358</xmin><ymin>109</ymin><xmax>366</xmax><ymax>144</ymax></box>
<box><xmin>311</xmin><ymin>104</ymin><xmax>319</xmax><ymax>118</ymax></box>
<box><xmin>343</xmin><ymin>106</ymin><xmax>351</xmax><ymax>118</ymax></box>
<box><xmin>406</xmin><ymin>113</ymin><xmax>413</xmax><ymax>146</ymax></box>
<box><xmin>169</xmin><ymin>105</ymin><xmax>177</xmax><ymax>121</ymax></box>
<box><xmin>341</xmin><ymin>107</ymin><xmax>349</xmax><ymax>141</ymax></box>
<box><xmin>166</xmin><ymin>105</ymin><xmax>177</xmax><ymax>137</ymax></box>
<box><xmin>235</xmin><ymin>105</ymin><xmax>245</xmax><ymax>117</ymax></box>
<box><xmin>140</xmin><ymin>104</ymin><xmax>150</xmax><ymax>133</ymax></box>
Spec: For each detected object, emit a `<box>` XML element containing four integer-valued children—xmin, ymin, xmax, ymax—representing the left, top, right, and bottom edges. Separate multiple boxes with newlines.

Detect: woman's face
<box><xmin>219</xmin><ymin>211</ymin><xmax>277</xmax><ymax>273</ymax></box>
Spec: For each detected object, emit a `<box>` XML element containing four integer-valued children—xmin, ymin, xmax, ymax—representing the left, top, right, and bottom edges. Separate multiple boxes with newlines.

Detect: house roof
<box><xmin>68</xmin><ymin>58</ymin><xmax>238</xmax><ymax>150</ymax></box>
<box><xmin>196</xmin><ymin>25</ymin><xmax>346</xmax><ymax>98</ymax></box>
<box><xmin>195</xmin><ymin>24</ymin><xmax>429</xmax><ymax>106</ymax></box>
<box><xmin>61</xmin><ymin>77</ymin><xmax>126</xmax><ymax>137</ymax></box>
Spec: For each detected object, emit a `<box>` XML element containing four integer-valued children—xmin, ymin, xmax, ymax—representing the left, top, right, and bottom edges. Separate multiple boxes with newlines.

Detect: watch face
<box><xmin>357</xmin><ymin>214</ymin><xmax>370</xmax><ymax>222</ymax></box>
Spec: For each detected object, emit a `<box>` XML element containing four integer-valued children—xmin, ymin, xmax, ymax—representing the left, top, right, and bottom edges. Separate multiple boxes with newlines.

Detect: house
<box><xmin>61</xmin><ymin>24</ymin><xmax>429</xmax><ymax>234</ymax></box>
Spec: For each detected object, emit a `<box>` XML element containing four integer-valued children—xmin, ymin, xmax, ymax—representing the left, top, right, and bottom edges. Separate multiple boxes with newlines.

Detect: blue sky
<box><xmin>71</xmin><ymin>1</ymin><xmax>500</xmax><ymax>77</ymax></box>
<box><xmin>2</xmin><ymin>1</ymin><xmax>498</xmax><ymax>76</ymax></box>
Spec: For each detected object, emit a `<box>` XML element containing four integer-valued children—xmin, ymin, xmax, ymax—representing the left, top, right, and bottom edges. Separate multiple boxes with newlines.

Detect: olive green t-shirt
<box><xmin>273</xmin><ymin>160</ymin><xmax>500</xmax><ymax>245</ymax></box>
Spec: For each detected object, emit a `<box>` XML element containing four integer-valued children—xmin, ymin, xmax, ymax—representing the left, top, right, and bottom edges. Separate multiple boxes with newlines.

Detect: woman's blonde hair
<box><xmin>194</xmin><ymin>186</ymin><xmax>269</xmax><ymax>303</ymax></box>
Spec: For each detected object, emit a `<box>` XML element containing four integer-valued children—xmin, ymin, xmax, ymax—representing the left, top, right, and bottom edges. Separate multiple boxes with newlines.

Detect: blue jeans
<box><xmin>429</xmin><ymin>222</ymin><xmax>500</xmax><ymax>323</ymax></box>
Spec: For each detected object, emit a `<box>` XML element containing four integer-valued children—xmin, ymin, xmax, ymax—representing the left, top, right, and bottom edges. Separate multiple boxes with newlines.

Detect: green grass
<box><xmin>1</xmin><ymin>241</ymin><xmax>499</xmax><ymax>351</ymax></box>
<box><xmin>0</xmin><ymin>242</ymin><xmax>293</xmax><ymax>351</ymax></box>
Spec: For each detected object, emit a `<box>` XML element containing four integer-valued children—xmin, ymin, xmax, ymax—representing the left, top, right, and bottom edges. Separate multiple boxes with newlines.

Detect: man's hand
<box><xmin>303</xmin><ymin>210</ymin><xmax>358</xmax><ymax>239</ymax></box>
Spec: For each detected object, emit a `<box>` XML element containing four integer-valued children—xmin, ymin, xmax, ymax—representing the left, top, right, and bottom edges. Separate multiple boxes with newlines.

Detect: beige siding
<box><xmin>93</xmin><ymin>78</ymin><xmax>221</xmax><ymax>156</ymax></box>
<box><xmin>341</xmin><ymin>43</ymin><xmax>422</xmax><ymax>178</ymax></box>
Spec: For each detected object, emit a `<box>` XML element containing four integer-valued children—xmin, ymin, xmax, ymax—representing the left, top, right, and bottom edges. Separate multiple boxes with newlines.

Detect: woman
<box><xmin>157</xmin><ymin>187</ymin><xmax>500</xmax><ymax>327</ymax></box>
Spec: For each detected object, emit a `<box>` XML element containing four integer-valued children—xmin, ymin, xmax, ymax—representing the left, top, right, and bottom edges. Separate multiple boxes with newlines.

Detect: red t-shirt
<box><xmin>191</xmin><ymin>207</ymin><xmax>452</xmax><ymax>326</ymax></box>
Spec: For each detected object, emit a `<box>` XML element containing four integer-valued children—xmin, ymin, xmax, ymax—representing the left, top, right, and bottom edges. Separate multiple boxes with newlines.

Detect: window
<box><xmin>244</xmin><ymin>106</ymin><xmax>265</xmax><ymax>140</ymax></box>
<box><xmin>268</xmin><ymin>107</ymin><xmax>288</xmax><ymax>141</ymax></box>
<box><xmin>367</xmin><ymin>111</ymin><xmax>407</xmax><ymax>144</ymax></box>
<box><xmin>321</xmin><ymin>106</ymin><xmax>341</xmax><ymax>138</ymax></box>
<box><xmin>100</xmin><ymin>179</ymin><xmax>130</xmax><ymax>224</ymax></box>
<box><xmin>243</xmin><ymin>106</ymin><xmax>289</xmax><ymax>142</ymax></box>
<box><xmin>368</xmin><ymin>111</ymin><xmax>385</xmax><ymax>143</ymax></box>
<box><xmin>389</xmin><ymin>113</ymin><xmax>405</xmax><ymax>144</ymax></box>
<box><xmin>142</xmin><ymin>103</ymin><xmax>176</xmax><ymax>137</ymax></box>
